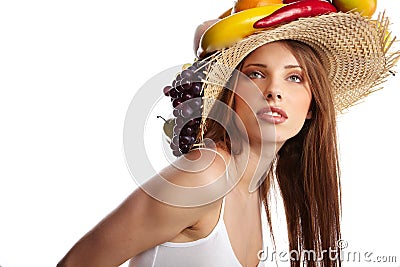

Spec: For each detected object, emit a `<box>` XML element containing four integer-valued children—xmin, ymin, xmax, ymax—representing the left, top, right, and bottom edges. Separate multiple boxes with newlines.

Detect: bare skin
<box><xmin>57</xmin><ymin>147</ymin><xmax>264</xmax><ymax>267</ymax></box>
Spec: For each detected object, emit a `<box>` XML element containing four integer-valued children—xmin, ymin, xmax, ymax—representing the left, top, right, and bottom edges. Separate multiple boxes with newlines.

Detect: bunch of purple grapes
<box><xmin>163</xmin><ymin>61</ymin><xmax>207</xmax><ymax>157</ymax></box>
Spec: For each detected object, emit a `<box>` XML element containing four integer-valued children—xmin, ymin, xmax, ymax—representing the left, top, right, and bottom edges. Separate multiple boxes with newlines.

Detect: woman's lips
<box><xmin>256</xmin><ymin>106</ymin><xmax>288</xmax><ymax>124</ymax></box>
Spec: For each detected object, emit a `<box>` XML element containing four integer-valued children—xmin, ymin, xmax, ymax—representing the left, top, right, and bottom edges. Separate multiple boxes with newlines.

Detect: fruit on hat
<box><xmin>282</xmin><ymin>0</ymin><xmax>377</xmax><ymax>17</ymax></box>
<box><xmin>234</xmin><ymin>0</ymin><xmax>283</xmax><ymax>13</ymax></box>
<box><xmin>203</xmin><ymin>0</ymin><xmax>378</xmax><ymax>55</ymax></box>
<box><xmin>332</xmin><ymin>0</ymin><xmax>377</xmax><ymax>18</ymax></box>
<box><xmin>254</xmin><ymin>0</ymin><xmax>337</xmax><ymax>28</ymax></box>
<box><xmin>199</xmin><ymin>0</ymin><xmax>340</xmax><ymax>57</ymax></box>
<box><xmin>194</xmin><ymin>19</ymin><xmax>219</xmax><ymax>54</ymax></box>
<box><xmin>198</xmin><ymin>4</ymin><xmax>285</xmax><ymax>57</ymax></box>
<box><xmin>218</xmin><ymin>0</ymin><xmax>283</xmax><ymax>19</ymax></box>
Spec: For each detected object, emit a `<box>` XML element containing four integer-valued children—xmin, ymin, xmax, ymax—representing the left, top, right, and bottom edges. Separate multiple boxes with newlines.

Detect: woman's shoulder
<box><xmin>137</xmin><ymin>145</ymin><xmax>234</xmax><ymax>208</ymax></box>
<box><xmin>158</xmin><ymin>145</ymin><xmax>232</xmax><ymax>188</ymax></box>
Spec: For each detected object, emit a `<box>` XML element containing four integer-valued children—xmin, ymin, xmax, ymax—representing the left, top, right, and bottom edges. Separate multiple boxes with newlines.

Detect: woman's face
<box><xmin>233</xmin><ymin>41</ymin><xmax>312</xmax><ymax>146</ymax></box>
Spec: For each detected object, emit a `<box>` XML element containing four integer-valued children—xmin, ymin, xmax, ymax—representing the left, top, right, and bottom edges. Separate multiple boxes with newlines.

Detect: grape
<box><xmin>179</xmin><ymin>135</ymin><xmax>196</xmax><ymax>146</ymax></box>
<box><xmin>169</xmin><ymin>88</ymin><xmax>179</xmax><ymax>99</ymax></box>
<box><xmin>161</xmin><ymin>60</ymin><xmax>207</xmax><ymax>156</ymax></box>
<box><xmin>181</xmin><ymin>69</ymin><xmax>194</xmax><ymax>79</ymax></box>
<box><xmin>182</xmin><ymin>125</ymin><xmax>194</xmax><ymax>136</ymax></box>
<box><xmin>172</xmin><ymin>135</ymin><xmax>179</xmax><ymax>146</ymax></box>
<box><xmin>173</xmin><ymin>124</ymin><xmax>182</xmax><ymax>135</ymax></box>
<box><xmin>181</xmin><ymin>78</ymin><xmax>192</xmax><ymax>90</ymax></box>
<box><xmin>173</xmin><ymin>150</ymin><xmax>182</xmax><ymax>157</ymax></box>
<box><xmin>187</xmin><ymin>118</ymin><xmax>200</xmax><ymax>126</ymax></box>
<box><xmin>173</xmin><ymin>108</ymin><xmax>180</xmax><ymax>117</ymax></box>
<box><xmin>188</xmin><ymin>97</ymin><xmax>202</xmax><ymax>109</ymax></box>
<box><xmin>188</xmin><ymin>65</ymin><xmax>196</xmax><ymax>71</ymax></box>
<box><xmin>180</xmin><ymin>104</ymin><xmax>194</xmax><ymax>118</ymax></box>
<box><xmin>191</xmin><ymin>83</ymin><xmax>202</xmax><ymax>96</ymax></box>
<box><xmin>163</xmin><ymin>85</ymin><xmax>172</xmax><ymax>96</ymax></box>
<box><xmin>175</xmin><ymin>116</ymin><xmax>184</xmax><ymax>127</ymax></box>
<box><xmin>181</xmin><ymin>92</ymin><xmax>193</xmax><ymax>102</ymax></box>
<box><xmin>170</xmin><ymin>142</ymin><xmax>179</xmax><ymax>150</ymax></box>
<box><xmin>192</xmin><ymin>61</ymin><xmax>202</xmax><ymax>69</ymax></box>
<box><xmin>174</xmin><ymin>82</ymin><xmax>185</xmax><ymax>93</ymax></box>
<box><xmin>172</xmin><ymin>99</ymin><xmax>182</xmax><ymax>108</ymax></box>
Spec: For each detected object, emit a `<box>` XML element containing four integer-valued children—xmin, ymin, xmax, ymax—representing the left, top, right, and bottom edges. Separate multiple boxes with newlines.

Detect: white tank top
<box><xmin>128</xmin><ymin>195</ymin><xmax>286</xmax><ymax>267</ymax></box>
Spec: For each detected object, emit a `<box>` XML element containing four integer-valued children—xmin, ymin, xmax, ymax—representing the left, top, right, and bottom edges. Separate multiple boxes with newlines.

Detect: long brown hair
<box><xmin>202</xmin><ymin>40</ymin><xmax>342</xmax><ymax>266</ymax></box>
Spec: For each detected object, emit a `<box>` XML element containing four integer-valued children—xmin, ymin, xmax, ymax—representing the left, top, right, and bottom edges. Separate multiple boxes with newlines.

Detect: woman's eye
<box><xmin>248</xmin><ymin>71</ymin><xmax>264</xmax><ymax>79</ymax></box>
<box><xmin>288</xmin><ymin>74</ymin><xmax>302</xmax><ymax>83</ymax></box>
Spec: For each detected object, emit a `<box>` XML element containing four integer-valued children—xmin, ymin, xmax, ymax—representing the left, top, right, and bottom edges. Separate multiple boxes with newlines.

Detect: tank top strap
<box><xmin>218</xmin><ymin>196</ymin><xmax>226</xmax><ymax>224</ymax></box>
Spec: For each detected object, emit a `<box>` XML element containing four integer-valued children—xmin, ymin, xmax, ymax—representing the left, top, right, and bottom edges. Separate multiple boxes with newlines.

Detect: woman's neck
<box><xmin>231</xmin><ymin>140</ymin><xmax>281</xmax><ymax>195</ymax></box>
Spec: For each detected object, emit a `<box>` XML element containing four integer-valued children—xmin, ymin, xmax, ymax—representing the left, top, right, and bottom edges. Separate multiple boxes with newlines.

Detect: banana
<box><xmin>198</xmin><ymin>4</ymin><xmax>285</xmax><ymax>57</ymax></box>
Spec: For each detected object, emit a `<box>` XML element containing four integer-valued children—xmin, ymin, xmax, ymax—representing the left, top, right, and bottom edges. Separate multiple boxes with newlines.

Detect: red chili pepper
<box><xmin>282</xmin><ymin>0</ymin><xmax>319</xmax><ymax>4</ymax></box>
<box><xmin>253</xmin><ymin>0</ymin><xmax>337</xmax><ymax>29</ymax></box>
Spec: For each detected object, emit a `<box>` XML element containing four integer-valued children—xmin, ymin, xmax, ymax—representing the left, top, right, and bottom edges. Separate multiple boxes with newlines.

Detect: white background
<box><xmin>0</xmin><ymin>1</ymin><xmax>399</xmax><ymax>266</ymax></box>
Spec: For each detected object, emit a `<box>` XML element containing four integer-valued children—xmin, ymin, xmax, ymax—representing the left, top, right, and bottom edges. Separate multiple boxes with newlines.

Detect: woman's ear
<box><xmin>306</xmin><ymin>110</ymin><xmax>312</xmax><ymax>119</ymax></box>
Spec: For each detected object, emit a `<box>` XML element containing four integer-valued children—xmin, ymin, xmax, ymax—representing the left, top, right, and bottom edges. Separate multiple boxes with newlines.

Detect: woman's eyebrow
<box><xmin>242</xmin><ymin>63</ymin><xmax>267</xmax><ymax>69</ymax></box>
<box><xmin>285</xmin><ymin>64</ymin><xmax>303</xmax><ymax>69</ymax></box>
<box><xmin>242</xmin><ymin>63</ymin><xmax>303</xmax><ymax>69</ymax></box>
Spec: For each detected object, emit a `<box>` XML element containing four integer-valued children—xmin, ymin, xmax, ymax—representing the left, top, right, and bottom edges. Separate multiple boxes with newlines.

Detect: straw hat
<box><xmin>163</xmin><ymin>1</ymin><xmax>399</xmax><ymax>155</ymax></box>
<box><xmin>200</xmin><ymin>11</ymin><xmax>399</xmax><ymax>122</ymax></box>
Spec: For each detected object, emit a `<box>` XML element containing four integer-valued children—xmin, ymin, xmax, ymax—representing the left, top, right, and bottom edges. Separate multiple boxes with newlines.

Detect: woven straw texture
<box><xmin>201</xmin><ymin>12</ymin><xmax>399</xmax><ymax>122</ymax></box>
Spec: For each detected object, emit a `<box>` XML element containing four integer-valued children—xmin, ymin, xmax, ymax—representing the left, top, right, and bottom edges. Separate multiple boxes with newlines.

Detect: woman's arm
<box><xmin>57</xmin><ymin>149</ymin><xmax>228</xmax><ymax>267</ymax></box>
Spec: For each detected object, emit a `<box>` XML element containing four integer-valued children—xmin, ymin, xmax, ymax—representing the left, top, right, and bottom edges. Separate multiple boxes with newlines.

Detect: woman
<box><xmin>57</xmin><ymin>1</ymin><xmax>398</xmax><ymax>266</ymax></box>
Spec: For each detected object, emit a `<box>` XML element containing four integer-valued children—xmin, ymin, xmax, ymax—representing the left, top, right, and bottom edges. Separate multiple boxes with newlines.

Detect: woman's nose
<box><xmin>265</xmin><ymin>89</ymin><xmax>283</xmax><ymax>101</ymax></box>
<box><xmin>262</xmin><ymin>75</ymin><xmax>284</xmax><ymax>101</ymax></box>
